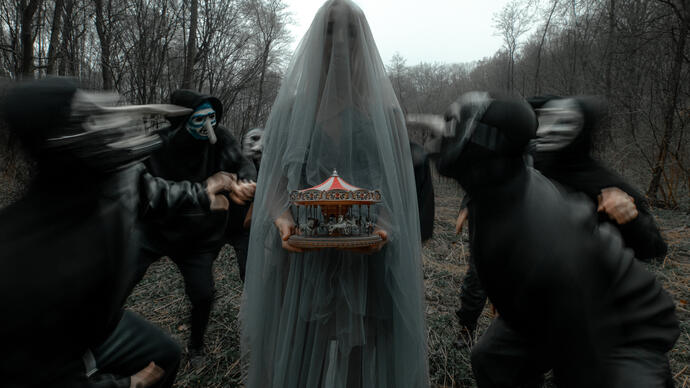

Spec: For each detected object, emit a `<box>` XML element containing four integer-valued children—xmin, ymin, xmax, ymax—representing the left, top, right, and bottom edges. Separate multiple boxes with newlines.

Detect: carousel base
<box><xmin>288</xmin><ymin>234</ymin><xmax>382</xmax><ymax>249</ymax></box>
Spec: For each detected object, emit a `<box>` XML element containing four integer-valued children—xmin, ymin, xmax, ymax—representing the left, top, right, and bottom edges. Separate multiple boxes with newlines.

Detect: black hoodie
<box><xmin>439</xmin><ymin>94</ymin><xmax>678</xmax><ymax>386</ymax></box>
<box><xmin>529</xmin><ymin>95</ymin><xmax>668</xmax><ymax>260</ymax></box>
<box><xmin>141</xmin><ymin>90</ymin><xmax>257</xmax><ymax>253</ymax></box>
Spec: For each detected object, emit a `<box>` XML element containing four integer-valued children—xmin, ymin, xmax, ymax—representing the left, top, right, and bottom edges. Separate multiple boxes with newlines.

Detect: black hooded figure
<box><xmin>529</xmin><ymin>95</ymin><xmax>667</xmax><ymax>260</ymax></box>
<box><xmin>134</xmin><ymin>89</ymin><xmax>257</xmax><ymax>354</ymax></box>
<box><xmin>435</xmin><ymin>92</ymin><xmax>679</xmax><ymax>387</ymax></box>
<box><xmin>0</xmin><ymin>78</ymin><xmax>234</xmax><ymax>387</ymax></box>
<box><xmin>454</xmin><ymin>95</ymin><xmax>669</xmax><ymax>344</ymax></box>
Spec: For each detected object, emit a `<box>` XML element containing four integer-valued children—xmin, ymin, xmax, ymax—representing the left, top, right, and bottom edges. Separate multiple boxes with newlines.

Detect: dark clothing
<box><xmin>466</xmin><ymin>164</ymin><xmax>678</xmax><ymax>386</ymax></box>
<box><xmin>534</xmin><ymin>150</ymin><xmax>667</xmax><ymax>260</ymax></box>
<box><xmin>456</xmin><ymin>253</ymin><xmax>486</xmax><ymax>331</ymax></box>
<box><xmin>472</xmin><ymin>317</ymin><xmax>674</xmax><ymax>388</ymax></box>
<box><xmin>142</xmin><ymin>125</ymin><xmax>256</xmax><ymax>254</ymax></box>
<box><xmin>410</xmin><ymin>142</ymin><xmax>435</xmax><ymax>242</ymax></box>
<box><xmin>89</xmin><ymin>311</ymin><xmax>182</xmax><ymax>388</ymax></box>
<box><xmin>137</xmin><ymin>90</ymin><xmax>256</xmax><ymax>348</ymax></box>
<box><xmin>0</xmin><ymin>163</ymin><xmax>210</xmax><ymax>387</ymax></box>
<box><xmin>457</xmin><ymin>152</ymin><xmax>668</xmax><ymax>330</ymax></box>
<box><xmin>136</xmin><ymin>247</ymin><xmax>218</xmax><ymax>348</ymax></box>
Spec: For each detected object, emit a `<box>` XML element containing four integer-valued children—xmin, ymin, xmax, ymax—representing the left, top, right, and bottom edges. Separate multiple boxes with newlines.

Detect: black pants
<box><xmin>471</xmin><ymin>318</ymin><xmax>674</xmax><ymax>388</ymax></box>
<box><xmin>227</xmin><ymin>229</ymin><xmax>249</xmax><ymax>282</ymax></box>
<box><xmin>90</xmin><ymin>310</ymin><xmax>181</xmax><ymax>388</ymax></box>
<box><xmin>135</xmin><ymin>247</ymin><xmax>219</xmax><ymax>349</ymax></box>
<box><xmin>457</xmin><ymin>253</ymin><xmax>487</xmax><ymax>331</ymax></box>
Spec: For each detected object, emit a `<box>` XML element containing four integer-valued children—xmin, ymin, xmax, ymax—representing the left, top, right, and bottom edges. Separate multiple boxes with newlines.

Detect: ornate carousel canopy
<box><xmin>289</xmin><ymin>170</ymin><xmax>382</xmax><ymax>206</ymax></box>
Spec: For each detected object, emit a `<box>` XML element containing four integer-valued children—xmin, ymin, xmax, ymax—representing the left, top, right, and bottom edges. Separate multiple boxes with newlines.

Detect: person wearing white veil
<box><xmin>240</xmin><ymin>0</ymin><xmax>429</xmax><ymax>387</ymax></box>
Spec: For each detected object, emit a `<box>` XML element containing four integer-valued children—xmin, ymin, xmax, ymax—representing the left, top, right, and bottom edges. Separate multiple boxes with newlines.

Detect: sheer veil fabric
<box><xmin>240</xmin><ymin>0</ymin><xmax>429</xmax><ymax>386</ymax></box>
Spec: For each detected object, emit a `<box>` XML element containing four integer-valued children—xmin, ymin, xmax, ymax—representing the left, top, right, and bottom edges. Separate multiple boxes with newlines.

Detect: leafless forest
<box><xmin>0</xmin><ymin>0</ymin><xmax>688</xmax><ymax>387</ymax></box>
<box><xmin>1</xmin><ymin>0</ymin><xmax>688</xmax><ymax>206</ymax></box>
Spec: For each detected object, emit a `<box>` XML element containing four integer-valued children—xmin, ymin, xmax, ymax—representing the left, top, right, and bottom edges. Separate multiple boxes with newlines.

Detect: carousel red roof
<box><xmin>300</xmin><ymin>170</ymin><xmax>362</xmax><ymax>192</ymax></box>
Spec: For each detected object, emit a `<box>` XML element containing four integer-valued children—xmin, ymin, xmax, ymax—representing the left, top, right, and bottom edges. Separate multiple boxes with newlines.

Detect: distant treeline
<box><xmin>1</xmin><ymin>0</ymin><xmax>688</xmax><ymax>207</ymax></box>
<box><xmin>389</xmin><ymin>0</ymin><xmax>689</xmax><ymax>208</ymax></box>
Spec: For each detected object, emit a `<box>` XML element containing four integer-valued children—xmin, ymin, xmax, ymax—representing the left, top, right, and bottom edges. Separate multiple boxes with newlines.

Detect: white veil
<box><xmin>241</xmin><ymin>0</ymin><xmax>429</xmax><ymax>386</ymax></box>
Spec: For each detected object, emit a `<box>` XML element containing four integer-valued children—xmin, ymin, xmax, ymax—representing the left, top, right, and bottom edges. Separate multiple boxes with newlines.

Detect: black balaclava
<box><xmin>436</xmin><ymin>92</ymin><xmax>537</xmax><ymax>192</ymax></box>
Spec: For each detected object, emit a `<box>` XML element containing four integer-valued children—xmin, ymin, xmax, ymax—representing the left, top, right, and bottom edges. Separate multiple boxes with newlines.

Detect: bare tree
<box><xmin>181</xmin><ymin>0</ymin><xmax>198</xmax><ymax>89</ymax></box>
<box><xmin>19</xmin><ymin>0</ymin><xmax>43</xmax><ymax>78</ymax></box>
<box><xmin>494</xmin><ymin>0</ymin><xmax>533</xmax><ymax>93</ymax></box>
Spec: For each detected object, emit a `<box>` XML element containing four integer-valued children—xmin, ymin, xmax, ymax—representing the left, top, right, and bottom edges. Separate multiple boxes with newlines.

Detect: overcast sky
<box><xmin>285</xmin><ymin>0</ymin><xmax>513</xmax><ymax>67</ymax></box>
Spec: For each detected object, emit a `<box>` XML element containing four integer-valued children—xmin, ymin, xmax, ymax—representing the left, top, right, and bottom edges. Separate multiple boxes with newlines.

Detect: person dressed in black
<box><xmin>453</xmin><ymin>95</ymin><xmax>669</xmax><ymax>347</ymax></box>
<box><xmin>411</xmin><ymin>141</ymin><xmax>435</xmax><ymax>242</ymax></box>
<box><xmin>529</xmin><ymin>95</ymin><xmax>667</xmax><ymax>260</ymax></box>
<box><xmin>433</xmin><ymin>92</ymin><xmax>679</xmax><ymax>387</ymax></box>
<box><xmin>134</xmin><ymin>89</ymin><xmax>257</xmax><ymax>355</ymax></box>
<box><xmin>0</xmin><ymin>78</ymin><xmax>237</xmax><ymax>387</ymax></box>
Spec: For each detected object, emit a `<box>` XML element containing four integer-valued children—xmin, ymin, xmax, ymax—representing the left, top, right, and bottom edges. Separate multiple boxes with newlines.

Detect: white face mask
<box><xmin>535</xmin><ymin>98</ymin><xmax>584</xmax><ymax>152</ymax></box>
<box><xmin>242</xmin><ymin>128</ymin><xmax>264</xmax><ymax>162</ymax></box>
<box><xmin>186</xmin><ymin>103</ymin><xmax>217</xmax><ymax>144</ymax></box>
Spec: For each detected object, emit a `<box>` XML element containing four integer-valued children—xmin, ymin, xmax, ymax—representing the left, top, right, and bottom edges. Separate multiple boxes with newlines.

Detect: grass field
<box><xmin>126</xmin><ymin>178</ymin><xmax>690</xmax><ymax>387</ymax></box>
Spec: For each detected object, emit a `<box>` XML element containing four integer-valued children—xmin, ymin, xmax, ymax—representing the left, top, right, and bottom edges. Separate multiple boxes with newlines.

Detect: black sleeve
<box><xmin>138</xmin><ymin>169</ymin><xmax>211</xmax><ymax>221</ymax></box>
<box><xmin>615</xmin><ymin>208</ymin><xmax>668</xmax><ymax>260</ymax></box>
<box><xmin>217</xmin><ymin>126</ymin><xmax>257</xmax><ymax>181</ymax></box>
<box><xmin>87</xmin><ymin>374</ymin><xmax>130</xmax><ymax>388</ymax></box>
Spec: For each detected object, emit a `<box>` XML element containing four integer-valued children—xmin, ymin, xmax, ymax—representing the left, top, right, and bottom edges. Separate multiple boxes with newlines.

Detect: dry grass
<box><xmin>126</xmin><ymin>178</ymin><xmax>690</xmax><ymax>387</ymax></box>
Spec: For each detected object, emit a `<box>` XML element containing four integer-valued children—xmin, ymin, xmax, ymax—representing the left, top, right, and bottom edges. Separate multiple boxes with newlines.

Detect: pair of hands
<box><xmin>273</xmin><ymin>210</ymin><xmax>388</xmax><ymax>254</ymax></box>
<box><xmin>453</xmin><ymin>186</ymin><xmax>638</xmax><ymax>235</ymax></box>
<box><xmin>205</xmin><ymin>172</ymin><xmax>257</xmax><ymax>211</ymax></box>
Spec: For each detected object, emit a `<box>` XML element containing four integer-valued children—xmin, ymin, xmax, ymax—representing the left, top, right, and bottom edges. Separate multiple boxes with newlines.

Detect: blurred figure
<box><xmin>410</xmin><ymin>141</ymin><xmax>435</xmax><ymax>242</ymax></box>
<box><xmin>242</xmin><ymin>127</ymin><xmax>264</xmax><ymax>172</ymax></box>
<box><xmin>529</xmin><ymin>95</ymin><xmax>667</xmax><ymax>260</ymax></box>
<box><xmin>434</xmin><ymin>92</ymin><xmax>678</xmax><ymax>387</ymax></box>
<box><xmin>240</xmin><ymin>0</ymin><xmax>429</xmax><ymax>386</ymax></box>
<box><xmin>0</xmin><ymin>78</ymin><xmax>235</xmax><ymax>387</ymax></box>
<box><xmin>453</xmin><ymin>95</ymin><xmax>669</xmax><ymax>348</ymax></box>
<box><xmin>133</xmin><ymin>90</ymin><xmax>256</xmax><ymax>355</ymax></box>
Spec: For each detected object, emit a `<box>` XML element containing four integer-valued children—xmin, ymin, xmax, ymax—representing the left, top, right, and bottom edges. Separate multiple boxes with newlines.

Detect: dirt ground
<box><xmin>126</xmin><ymin>178</ymin><xmax>690</xmax><ymax>387</ymax></box>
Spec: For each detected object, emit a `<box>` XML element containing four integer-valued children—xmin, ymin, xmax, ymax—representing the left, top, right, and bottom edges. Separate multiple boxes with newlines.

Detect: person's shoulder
<box><xmin>214</xmin><ymin>125</ymin><xmax>237</xmax><ymax>143</ymax></box>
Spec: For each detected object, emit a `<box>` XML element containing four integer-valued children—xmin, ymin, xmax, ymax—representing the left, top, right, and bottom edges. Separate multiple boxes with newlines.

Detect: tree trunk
<box><xmin>182</xmin><ymin>0</ymin><xmax>198</xmax><ymax>89</ymax></box>
<box><xmin>20</xmin><ymin>0</ymin><xmax>42</xmax><ymax>79</ymax></box>
<box><xmin>94</xmin><ymin>0</ymin><xmax>113</xmax><ymax>89</ymax></box>
<box><xmin>646</xmin><ymin>15</ymin><xmax>687</xmax><ymax>201</ymax></box>
<box><xmin>253</xmin><ymin>44</ymin><xmax>270</xmax><ymax>124</ymax></box>
<box><xmin>58</xmin><ymin>0</ymin><xmax>74</xmax><ymax>76</ymax></box>
<box><xmin>534</xmin><ymin>0</ymin><xmax>558</xmax><ymax>95</ymax></box>
<box><xmin>46</xmin><ymin>0</ymin><xmax>64</xmax><ymax>75</ymax></box>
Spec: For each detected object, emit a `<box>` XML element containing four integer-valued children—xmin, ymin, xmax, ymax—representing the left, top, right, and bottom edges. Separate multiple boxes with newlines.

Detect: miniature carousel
<box><xmin>288</xmin><ymin>170</ymin><xmax>383</xmax><ymax>249</ymax></box>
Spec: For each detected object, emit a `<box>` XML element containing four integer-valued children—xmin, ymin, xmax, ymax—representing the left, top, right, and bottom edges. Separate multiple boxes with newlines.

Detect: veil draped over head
<box><xmin>240</xmin><ymin>0</ymin><xmax>429</xmax><ymax>386</ymax></box>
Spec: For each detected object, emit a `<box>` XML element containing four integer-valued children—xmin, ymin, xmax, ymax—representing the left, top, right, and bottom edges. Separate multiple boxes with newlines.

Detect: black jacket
<box><xmin>529</xmin><ymin>95</ymin><xmax>667</xmax><ymax>260</ymax></box>
<box><xmin>466</xmin><ymin>162</ymin><xmax>679</xmax><ymax>386</ymax></box>
<box><xmin>0</xmin><ymin>163</ymin><xmax>210</xmax><ymax>387</ymax></box>
<box><xmin>141</xmin><ymin>90</ymin><xmax>256</xmax><ymax>253</ymax></box>
<box><xmin>534</xmin><ymin>150</ymin><xmax>668</xmax><ymax>260</ymax></box>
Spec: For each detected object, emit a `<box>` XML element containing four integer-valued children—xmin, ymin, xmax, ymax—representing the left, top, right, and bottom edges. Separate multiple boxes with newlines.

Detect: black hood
<box><xmin>2</xmin><ymin>78</ymin><xmax>78</xmax><ymax>154</ymax></box>
<box><xmin>436</xmin><ymin>93</ymin><xmax>536</xmax><ymax>192</ymax></box>
<box><xmin>168</xmin><ymin>89</ymin><xmax>223</xmax><ymax>127</ymax></box>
